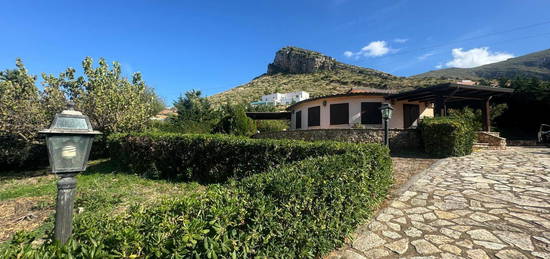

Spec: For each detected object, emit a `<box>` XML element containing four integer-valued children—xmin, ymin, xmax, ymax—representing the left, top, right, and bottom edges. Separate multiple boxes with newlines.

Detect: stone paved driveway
<box><xmin>331</xmin><ymin>147</ymin><xmax>550</xmax><ymax>259</ymax></box>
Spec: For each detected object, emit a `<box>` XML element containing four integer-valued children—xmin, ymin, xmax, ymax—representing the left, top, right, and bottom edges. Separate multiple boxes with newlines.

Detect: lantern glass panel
<box><xmin>47</xmin><ymin>135</ymin><xmax>92</xmax><ymax>172</ymax></box>
<box><xmin>54</xmin><ymin>117</ymin><xmax>89</xmax><ymax>130</ymax></box>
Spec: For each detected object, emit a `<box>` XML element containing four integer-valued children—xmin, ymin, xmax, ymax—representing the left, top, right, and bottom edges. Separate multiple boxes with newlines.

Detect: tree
<box><xmin>495</xmin><ymin>77</ymin><xmax>550</xmax><ymax>138</ymax></box>
<box><xmin>43</xmin><ymin>57</ymin><xmax>157</xmax><ymax>135</ymax></box>
<box><xmin>145</xmin><ymin>86</ymin><xmax>166</xmax><ymax>115</ymax></box>
<box><xmin>0</xmin><ymin>59</ymin><xmax>47</xmax><ymax>141</ymax></box>
<box><xmin>0</xmin><ymin>59</ymin><xmax>54</xmax><ymax>168</ymax></box>
<box><xmin>173</xmin><ymin>90</ymin><xmax>216</xmax><ymax>122</ymax></box>
<box><xmin>214</xmin><ymin>105</ymin><xmax>256</xmax><ymax>136</ymax></box>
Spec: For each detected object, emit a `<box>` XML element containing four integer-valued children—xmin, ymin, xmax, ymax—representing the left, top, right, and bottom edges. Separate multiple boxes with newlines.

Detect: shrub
<box><xmin>2</xmin><ymin>145</ymin><xmax>392</xmax><ymax>258</ymax></box>
<box><xmin>108</xmin><ymin>132</ymin><xmax>376</xmax><ymax>183</ymax></box>
<box><xmin>214</xmin><ymin>105</ymin><xmax>256</xmax><ymax>136</ymax></box>
<box><xmin>418</xmin><ymin>116</ymin><xmax>476</xmax><ymax>157</ymax></box>
<box><xmin>255</xmin><ymin>120</ymin><xmax>288</xmax><ymax>132</ymax></box>
<box><xmin>447</xmin><ymin>107</ymin><xmax>482</xmax><ymax>131</ymax></box>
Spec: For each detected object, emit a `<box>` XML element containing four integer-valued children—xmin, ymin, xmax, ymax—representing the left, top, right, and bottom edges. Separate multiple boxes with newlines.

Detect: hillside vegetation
<box><xmin>209</xmin><ymin>47</ymin><xmax>447</xmax><ymax>106</ymax></box>
<box><xmin>414</xmin><ymin>48</ymin><xmax>550</xmax><ymax>80</ymax></box>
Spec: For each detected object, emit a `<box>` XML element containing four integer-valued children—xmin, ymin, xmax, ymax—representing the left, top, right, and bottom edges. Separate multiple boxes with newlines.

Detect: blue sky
<box><xmin>2</xmin><ymin>0</ymin><xmax>550</xmax><ymax>104</ymax></box>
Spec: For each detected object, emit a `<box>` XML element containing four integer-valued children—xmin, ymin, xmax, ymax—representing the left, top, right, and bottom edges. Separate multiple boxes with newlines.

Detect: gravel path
<box><xmin>330</xmin><ymin>147</ymin><xmax>550</xmax><ymax>259</ymax></box>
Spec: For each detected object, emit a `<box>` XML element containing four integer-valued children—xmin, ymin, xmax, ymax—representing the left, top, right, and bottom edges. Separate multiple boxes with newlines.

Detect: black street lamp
<box><xmin>379</xmin><ymin>103</ymin><xmax>393</xmax><ymax>147</ymax></box>
<box><xmin>39</xmin><ymin>104</ymin><xmax>101</xmax><ymax>244</ymax></box>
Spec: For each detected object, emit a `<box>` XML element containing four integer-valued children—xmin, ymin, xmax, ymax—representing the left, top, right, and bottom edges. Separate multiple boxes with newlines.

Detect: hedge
<box><xmin>1</xmin><ymin>133</ymin><xmax>393</xmax><ymax>258</ymax></box>
<box><xmin>0</xmin><ymin>135</ymin><xmax>48</xmax><ymax>171</ymax></box>
<box><xmin>108</xmin><ymin>132</ymin><xmax>379</xmax><ymax>183</ymax></box>
<box><xmin>0</xmin><ymin>135</ymin><xmax>107</xmax><ymax>173</ymax></box>
<box><xmin>418</xmin><ymin>116</ymin><xmax>476</xmax><ymax>157</ymax></box>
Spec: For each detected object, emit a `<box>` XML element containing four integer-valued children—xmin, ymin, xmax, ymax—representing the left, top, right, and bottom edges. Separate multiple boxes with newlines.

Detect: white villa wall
<box><xmin>261</xmin><ymin>93</ymin><xmax>284</xmax><ymax>102</ymax></box>
<box><xmin>260</xmin><ymin>91</ymin><xmax>310</xmax><ymax>105</ymax></box>
<box><xmin>289</xmin><ymin>95</ymin><xmax>433</xmax><ymax>130</ymax></box>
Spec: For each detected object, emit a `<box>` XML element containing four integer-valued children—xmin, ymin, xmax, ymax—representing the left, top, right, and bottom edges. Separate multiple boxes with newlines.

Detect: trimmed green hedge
<box><xmin>0</xmin><ymin>135</ymin><xmax>48</xmax><ymax>171</ymax></box>
<box><xmin>108</xmin><ymin>132</ymin><xmax>378</xmax><ymax>183</ymax></box>
<box><xmin>418</xmin><ymin>116</ymin><xmax>476</xmax><ymax>157</ymax></box>
<box><xmin>2</xmin><ymin>134</ymin><xmax>392</xmax><ymax>258</ymax></box>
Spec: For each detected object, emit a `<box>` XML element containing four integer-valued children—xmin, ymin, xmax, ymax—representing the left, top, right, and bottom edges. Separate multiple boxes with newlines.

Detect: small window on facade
<box><xmin>361</xmin><ymin>102</ymin><xmax>383</xmax><ymax>124</ymax></box>
<box><xmin>330</xmin><ymin>103</ymin><xmax>349</xmax><ymax>125</ymax></box>
<box><xmin>308</xmin><ymin>106</ymin><xmax>320</xmax><ymax>127</ymax></box>
<box><xmin>296</xmin><ymin>111</ymin><xmax>302</xmax><ymax>129</ymax></box>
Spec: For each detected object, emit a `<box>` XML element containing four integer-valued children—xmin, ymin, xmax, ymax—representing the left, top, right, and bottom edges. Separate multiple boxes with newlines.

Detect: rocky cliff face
<box><xmin>267</xmin><ymin>47</ymin><xmax>337</xmax><ymax>74</ymax></box>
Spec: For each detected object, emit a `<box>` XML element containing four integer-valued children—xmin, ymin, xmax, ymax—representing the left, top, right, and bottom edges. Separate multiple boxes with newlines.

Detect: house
<box><xmin>287</xmin><ymin>88</ymin><xmax>432</xmax><ymax>130</ymax></box>
<box><xmin>250</xmin><ymin>91</ymin><xmax>310</xmax><ymax>106</ymax></box>
<box><xmin>246</xmin><ymin>83</ymin><xmax>514</xmax><ymax>131</ymax></box>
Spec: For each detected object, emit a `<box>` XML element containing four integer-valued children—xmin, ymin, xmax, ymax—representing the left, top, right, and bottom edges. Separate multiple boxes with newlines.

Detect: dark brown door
<box><xmin>403</xmin><ymin>104</ymin><xmax>420</xmax><ymax>128</ymax></box>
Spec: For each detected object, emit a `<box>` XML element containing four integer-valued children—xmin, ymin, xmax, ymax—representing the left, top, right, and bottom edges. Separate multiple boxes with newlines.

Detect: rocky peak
<box><xmin>267</xmin><ymin>47</ymin><xmax>337</xmax><ymax>75</ymax></box>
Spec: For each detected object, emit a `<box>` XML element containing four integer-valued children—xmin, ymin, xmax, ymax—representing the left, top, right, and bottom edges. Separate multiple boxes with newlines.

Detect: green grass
<box><xmin>0</xmin><ymin>159</ymin><xmax>202</xmax><ymax>203</ymax></box>
<box><xmin>0</xmin><ymin>159</ymin><xmax>204</xmax><ymax>244</ymax></box>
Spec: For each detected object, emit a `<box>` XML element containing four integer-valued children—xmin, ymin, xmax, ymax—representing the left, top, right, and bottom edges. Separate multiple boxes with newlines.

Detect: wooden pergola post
<box><xmin>434</xmin><ymin>95</ymin><xmax>445</xmax><ymax>117</ymax></box>
<box><xmin>481</xmin><ymin>96</ymin><xmax>492</xmax><ymax>132</ymax></box>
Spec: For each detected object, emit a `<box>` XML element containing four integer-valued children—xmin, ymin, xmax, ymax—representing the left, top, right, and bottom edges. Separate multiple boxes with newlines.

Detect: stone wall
<box><xmin>476</xmin><ymin>131</ymin><xmax>507</xmax><ymax>150</ymax></box>
<box><xmin>252</xmin><ymin>129</ymin><xmax>420</xmax><ymax>150</ymax></box>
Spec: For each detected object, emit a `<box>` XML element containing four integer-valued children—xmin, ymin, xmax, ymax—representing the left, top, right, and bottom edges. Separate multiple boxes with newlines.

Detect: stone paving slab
<box><xmin>330</xmin><ymin>147</ymin><xmax>550</xmax><ymax>259</ymax></box>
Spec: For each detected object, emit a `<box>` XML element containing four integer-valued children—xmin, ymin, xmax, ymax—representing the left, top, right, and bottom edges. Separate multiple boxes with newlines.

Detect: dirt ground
<box><xmin>0</xmin><ymin>196</ymin><xmax>53</xmax><ymax>243</ymax></box>
<box><xmin>390</xmin><ymin>156</ymin><xmax>436</xmax><ymax>193</ymax></box>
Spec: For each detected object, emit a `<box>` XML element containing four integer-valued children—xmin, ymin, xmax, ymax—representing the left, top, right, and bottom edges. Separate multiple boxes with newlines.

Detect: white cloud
<box><xmin>417</xmin><ymin>52</ymin><xmax>434</xmax><ymax>60</ymax></box>
<box><xmin>344</xmin><ymin>41</ymin><xmax>392</xmax><ymax>58</ymax></box>
<box><xmin>435</xmin><ymin>64</ymin><xmax>443</xmax><ymax>69</ymax></box>
<box><xmin>394</xmin><ymin>38</ymin><xmax>408</xmax><ymax>43</ymax></box>
<box><xmin>444</xmin><ymin>47</ymin><xmax>514</xmax><ymax>68</ymax></box>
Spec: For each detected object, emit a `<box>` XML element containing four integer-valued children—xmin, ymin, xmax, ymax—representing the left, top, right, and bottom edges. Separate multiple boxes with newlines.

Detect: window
<box><xmin>361</xmin><ymin>102</ymin><xmax>382</xmax><ymax>124</ymax></box>
<box><xmin>308</xmin><ymin>106</ymin><xmax>320</xmax><ymax>127</ymax></box>
<box><xmin>295</xmin><ymin>111</ymin><xmax>302</xmax><ymax>129</ymax></box>
<box><xmin>330</xmin><ymin>103</ymin><xmax>349</xmax><ymax>125</ymax></box>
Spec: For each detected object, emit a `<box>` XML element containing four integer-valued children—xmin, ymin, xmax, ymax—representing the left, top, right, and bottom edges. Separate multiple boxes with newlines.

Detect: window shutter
<box><xmin>296</xmin><ymin>111</ymin><xmax>302</xmax><ymax>129</ymax></box>
<box><xmin>330</xmin><ymin>103</ymin><xmax>349</xmax><ymax>125</ymax></box>
<box><xmin>308</xmin><ymin>106</ymin><xmax>320</xmax><ymax>127</ymax></box>
<box><xmin>361</xmin><ymin>102</ymin><xmax>382</xmax><ymax>124</ymax></box>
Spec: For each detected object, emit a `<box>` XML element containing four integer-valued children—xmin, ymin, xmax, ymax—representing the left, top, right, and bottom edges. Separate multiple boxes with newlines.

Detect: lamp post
<box><xmin>39</xmin><ymin>104</ymin><xmax>101</xmax><ymax>244</ymax></box>
<box><xmin>379</xmin><ymin>103</ymin><xmax>393</xmax><ymax>147</ymax></box>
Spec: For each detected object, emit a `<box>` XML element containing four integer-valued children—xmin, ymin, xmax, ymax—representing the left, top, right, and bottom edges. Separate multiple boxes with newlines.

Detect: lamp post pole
<box><xmin>379</xmin><ymin>103</ymin><xmax>393</xmax><ymax>147</ymax></box>
<box><xmin>384</xmin><ymin>117</ymin><xmax>389</xmax><ymax>146</ymax></box>
<box><xmin>55</xmin><ymin>174</ymin><xmax>77</xmax><ymax>244</ymax></box>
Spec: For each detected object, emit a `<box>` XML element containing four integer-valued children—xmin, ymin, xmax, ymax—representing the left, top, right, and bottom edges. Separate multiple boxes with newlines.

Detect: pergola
<box><xmin>245</xmin><ymin>112</ymin><xmax>291</xmax><ymax>120</ymax></box>
<box><xmin>387</xmin><ymin>83</ymin><xmax>514</xmax><ymax>131</ymax></box>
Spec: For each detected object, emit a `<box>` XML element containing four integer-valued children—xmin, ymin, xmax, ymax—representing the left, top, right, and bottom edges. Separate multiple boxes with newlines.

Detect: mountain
<box><xmin>414</xmin><ymin>49</ymin><xmax>550</xmax><ymax>80</ymax></box>
<box><xmin>209</xmin><ymin>47</ymin><xmax>446</xmax><ymax>106</ymax></box>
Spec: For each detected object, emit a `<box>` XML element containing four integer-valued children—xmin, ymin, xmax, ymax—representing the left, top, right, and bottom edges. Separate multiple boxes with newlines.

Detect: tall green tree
<box><xmin>145</xmin><ymin>86</ymin><xmax>166</xmax><ymax>115</ymax></box>
<box><xmin>43</xmin><ymin>57</ymin><xmax>157</xmax><ymax>135</ymax></box>
<box><xmin>0</xmin><ymin>59</ymin><xmax>59</xmax><ymax>168</ymax></box>
<box><xmin>214</xmin><ymin>105</ymin><xmax>256</xmax><ymax>136</ymax></box>
<box><xmin>173</xmin><ymin>90</ymin><xmax>216</xmax><ymax>122</ymax></box>
<box><xmin>0</xmin><ymin>59</ymin><xmax>47</xmax><ymax>141</ymax></box>
<box><xmin>495</xmin><ymin>77</ymin><xmax>550</xmax><ymax>137</ymax></box>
